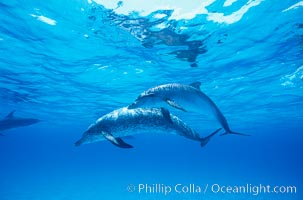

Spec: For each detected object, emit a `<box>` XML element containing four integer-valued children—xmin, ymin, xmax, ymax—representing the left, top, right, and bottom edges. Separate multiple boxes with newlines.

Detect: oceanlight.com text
<box><xmin>211</xmin><ymin>183</ymin><xmax>297</xmax><ymax>196</ymax></box>
<box><xmin>127</xmin><ymin>183</ymin><xmax>297</xmax><ymax>196</ymax></box>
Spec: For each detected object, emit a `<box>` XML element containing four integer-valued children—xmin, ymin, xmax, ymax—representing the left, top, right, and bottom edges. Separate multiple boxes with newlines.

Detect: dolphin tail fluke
<box><xmin>220</xmin><ymin>131</ymin><xmax>250</xmax><ymax>136</ymax></box>
<box><xmin>200</xmin><ymin>128</ymin><xmax>221</xmax><ymax>148</ymax></box>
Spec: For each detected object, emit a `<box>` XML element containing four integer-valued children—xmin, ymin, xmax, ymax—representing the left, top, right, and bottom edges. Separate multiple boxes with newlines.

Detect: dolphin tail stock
<box><xmin>200</xmin><ymin>128</ymin><xmax>221</xmax><ymax>148</ymax></box>
<box><xmin>220</xmin><ymin>131</ymin><xmax>250</xmax><ymax>136</ymax></box>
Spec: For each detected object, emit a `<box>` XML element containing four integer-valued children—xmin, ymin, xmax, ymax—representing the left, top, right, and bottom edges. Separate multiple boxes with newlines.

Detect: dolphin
<box><xmin>75</xmin><ymin>107</ymin><xmax>221</xmax><ymax>148</ymax></box>
<box><xmin>0</xmin><ymin>110</ymin><xmax>40</xmax><ymax>134</ymax></box>
<box><xmin>128</xmin><ymin>82</ymin><xmax>248</xmax><ymax>136</ymax></box>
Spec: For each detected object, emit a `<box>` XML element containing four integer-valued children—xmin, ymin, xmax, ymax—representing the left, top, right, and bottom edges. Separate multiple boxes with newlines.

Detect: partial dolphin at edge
<box><xmin>0</xmin><ymin>110</ymin><xmax>41</xmax><ymax>134</ymax></box>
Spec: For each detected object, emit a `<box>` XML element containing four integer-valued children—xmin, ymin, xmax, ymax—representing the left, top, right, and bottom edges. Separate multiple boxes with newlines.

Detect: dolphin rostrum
<box><xmin>75</xmin><ymin>107</ymin><xmax>221</xmax><ymax>148</ymax></box>
<box><xmin>128</xmin><ymin>82</ymin><xmax>248</xmax><ymax>136</ymax></box>
<box><xmin>0</xmin><ymin>110</ymin><xmax>41</xmax><ymax>134</ymax></box>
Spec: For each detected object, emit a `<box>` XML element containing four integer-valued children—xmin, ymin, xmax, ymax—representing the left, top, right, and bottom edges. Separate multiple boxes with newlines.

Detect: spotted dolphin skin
<box><xmin>128</xmin><ymin>82</ymin><xmax>248</xmax><ymax>136</ymax></box>
<box><xmin>75</xmin><ymin>107</ymin><xmax>221</xmax><ymax>148</ymax></box>
<box><xmin>0</xmin><ymin>110</ymin><xmax>40</xmax><ymax>134</ymax></box>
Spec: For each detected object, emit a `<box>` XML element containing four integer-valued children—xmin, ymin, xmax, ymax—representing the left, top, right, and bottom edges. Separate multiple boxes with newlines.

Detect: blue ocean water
<box><xmin>0</xmin><ymin>0</ymin><xmax>302</xmax><ymax>199</ymax></box>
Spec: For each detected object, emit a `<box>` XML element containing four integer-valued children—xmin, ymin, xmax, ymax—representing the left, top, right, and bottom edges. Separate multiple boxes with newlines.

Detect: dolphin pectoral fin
<box><xmin>102</xmin><ymin>132</ymin><xmax>133</xmax><ymax>148</ymax></box>
<box><xmin>114</xmin><ymin>138</ymin><xmax>133</xmax><ymax>148</ymax></box>
<box><xmin>161</xmin><ymin>107</ymin><xmax>173</xmax><ymax>124</ymax></box>
<box><xmin>165</xmin><ymin>99</ymin><xmax>187</xmax><ymax>112</ymax></box>
<box><xmin>190</xmin><ymin>82</ymin><xmax>201</xmax><ymax>90</ymax></box>
<box><xmin>220</xmin><ymin>131</ymin><xmax>251</xmax><ymax>136</ymax></box>
<box><xmin>200</xmin><ymin>128</ymin><xmax>222</xmax><ymax>148</ymax></box>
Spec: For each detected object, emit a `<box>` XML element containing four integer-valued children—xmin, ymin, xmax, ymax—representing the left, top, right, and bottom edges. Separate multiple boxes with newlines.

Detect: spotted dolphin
<box><xmin>128</xmin><ymin>82</ymin><xmax>248</xmax><ymax>136</ymax></box>
<box><xmin>0</xmin><ymin>110</ymin><xmax>41</xmax><ymax>134</ymax></box>
<box><xmin>75</xmin><ymin>107</ymin><xmax>221</xmax><ymax>148</ymax></box>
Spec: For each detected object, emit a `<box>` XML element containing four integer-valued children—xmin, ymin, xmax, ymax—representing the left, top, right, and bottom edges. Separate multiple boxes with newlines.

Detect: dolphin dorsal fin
<box><xmin>190</xmin><ymin>82</ymin><xmax>201</xmax><ymax>90</ymax></box>
<box><xmin>5</xmin><ymin>110</ymin><xmax>16</xmax><ymax>119</ymax></box>
<box><xmin>161</xmin><ymin>108</ymin><xmax>173</xmax><ymax>124</ymax></box>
